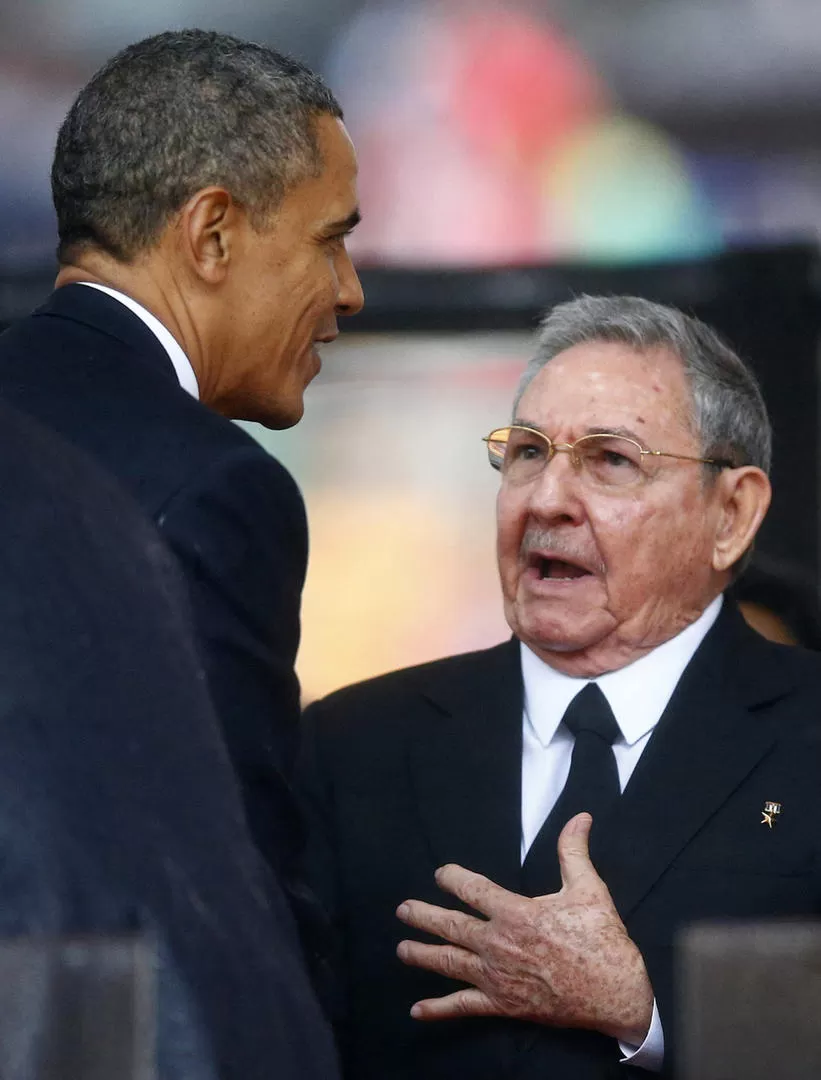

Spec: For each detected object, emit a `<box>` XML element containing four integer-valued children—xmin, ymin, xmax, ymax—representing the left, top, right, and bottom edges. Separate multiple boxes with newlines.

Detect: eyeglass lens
<box><xmin>486</xmin><ymin>428</ymin><xmax>648</xmax><ymax>487</ymax></box>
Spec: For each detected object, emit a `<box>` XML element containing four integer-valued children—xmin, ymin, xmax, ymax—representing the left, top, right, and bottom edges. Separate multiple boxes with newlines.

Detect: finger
<box><xmin>556</xmin><ymin>812</ymin><xmax>597</xmax><ymax>890</ymax></box>
<box><xmin>396</xmin><ymin>899</ymin><xmax>484</xmax><ymax>948</ymax></box>
<box><xmin>433</xmin><ymin>863</ymin><xmax>521</xmax><ymax>918</ymax></box>
<box><xmin>409</xmin><ymin>987</ymin><xmax>496</xmax><ymax>1022</ymax></box>
<box><xmin>396</xmin><ymin>939</ymin><xmax>482</xmax><ymax>984</ymax></box>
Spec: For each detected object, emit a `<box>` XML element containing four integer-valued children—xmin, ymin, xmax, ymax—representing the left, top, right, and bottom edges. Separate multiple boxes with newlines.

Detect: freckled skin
<box><xmin>397</xmin><ymin>815</ymin><xmax>654</xmax><ymax>1045</ymax></box>
<box><xmin>497</xmin><ymin>341</ymin><xmax>730</xmax><ymax>676</ymax></box>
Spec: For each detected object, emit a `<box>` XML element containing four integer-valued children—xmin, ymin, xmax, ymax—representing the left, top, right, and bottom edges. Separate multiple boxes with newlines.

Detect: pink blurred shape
<box><xmin>447</xmin><ymin>6</ymin><xmax>604</xmax><ymax>167</ymax></box>
<box><xmin>333</xmin><ymin>1</ymin><xmax>606</xmax><ymax>265</ymax></box>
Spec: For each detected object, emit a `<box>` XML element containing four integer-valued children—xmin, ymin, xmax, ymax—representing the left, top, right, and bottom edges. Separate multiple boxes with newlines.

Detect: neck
<box><xmin>527</xmin><ymin>590</ymin><xmax>727</xmax><ymax>679</ymax></box>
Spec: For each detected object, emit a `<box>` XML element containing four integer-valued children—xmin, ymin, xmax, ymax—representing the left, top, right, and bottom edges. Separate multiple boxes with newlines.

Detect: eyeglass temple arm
<box><xmin>645</xmin><ymin>449</ymin><xmax>733</xmax><ymax>466</ymax></box>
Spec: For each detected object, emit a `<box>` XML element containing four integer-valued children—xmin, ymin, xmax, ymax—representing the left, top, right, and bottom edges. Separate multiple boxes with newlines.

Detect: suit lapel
<box><xmin>407</xmin><ymin>606</ymin><xmax>800</xmax><ymax>917</ymax></box>
<box><xmin>408</xmin><ymin>639</ymin><xmax>524</xmax><ymax>894</ymax></box>
<box><xmin>597</xmin><ymin>603</ymin><xmax>800</xmax><ymax>919</ymax></box>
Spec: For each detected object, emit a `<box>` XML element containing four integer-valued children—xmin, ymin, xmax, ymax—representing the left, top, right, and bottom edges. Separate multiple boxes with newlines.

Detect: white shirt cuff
<box><xmin>618</xmin><ymin>998</ymin><xmax>664</xmax><ymax>1071</ymax></box>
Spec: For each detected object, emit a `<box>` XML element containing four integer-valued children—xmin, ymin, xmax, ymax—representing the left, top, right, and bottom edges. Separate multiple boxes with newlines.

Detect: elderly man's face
<box><xmin>496</xmin><ymin>341</ymin><xmax>731</xmax><ymax>676</ymax></box>
<box><xmin>213</xmin><ymin>114</ymin><xmax>364</xmax><ymax>427</ymax></box>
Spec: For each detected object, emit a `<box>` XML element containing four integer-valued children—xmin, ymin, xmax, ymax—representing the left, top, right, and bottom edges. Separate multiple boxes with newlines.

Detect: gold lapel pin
<box><xmin>761</xmin><ymin>801</ymin><xmax>782</xmax><ymax>829</ymax></box>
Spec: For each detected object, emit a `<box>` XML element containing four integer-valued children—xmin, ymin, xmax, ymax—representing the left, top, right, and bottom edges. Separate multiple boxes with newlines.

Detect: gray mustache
<box><xmin>520</xmin><ymin>527</ymin><xmax>605</xmax><ymax>575</ymax></box>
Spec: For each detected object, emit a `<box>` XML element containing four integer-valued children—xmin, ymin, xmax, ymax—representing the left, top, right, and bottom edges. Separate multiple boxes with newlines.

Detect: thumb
<box><xmin>557</xmin><ymin>812</ymin><xmax>596</xmax><ymax>890</ymax></box>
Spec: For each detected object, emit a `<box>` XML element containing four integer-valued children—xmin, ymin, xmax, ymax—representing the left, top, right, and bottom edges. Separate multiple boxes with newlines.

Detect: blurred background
<box><xmin>3</xmin><ymin>0</ymin><xmax>821</xmax><ymax>699</ymax></box>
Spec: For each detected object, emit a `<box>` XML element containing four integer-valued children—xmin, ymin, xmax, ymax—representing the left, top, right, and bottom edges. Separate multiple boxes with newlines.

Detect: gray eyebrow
<box><xmin>510</xmin><ymin>418</ymin><xmax>546</xmax><ymax>432</ymax></box>
<box><xmin>584</xmin><ymin>425</ymin><xmax>645</xmax><ymax>444</ymax></box>
<box><xmin>511</xmin><ymin>421</ymin><xmax>645</xmax><ymax>444</ymax></box>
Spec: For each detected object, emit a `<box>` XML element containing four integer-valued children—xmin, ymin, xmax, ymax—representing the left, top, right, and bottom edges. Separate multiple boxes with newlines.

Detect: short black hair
<box><xmin>52</xmin><ymin>29</ymin><xmax>343</xmax><ymax>262</ymax></box>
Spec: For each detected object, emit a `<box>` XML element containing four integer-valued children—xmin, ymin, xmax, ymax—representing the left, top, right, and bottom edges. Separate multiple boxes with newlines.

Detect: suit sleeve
<box><xmin>295</xmin><ymin>700</ymin><xmax>349</xmax><ymax>1032</ymax></box>
<box><xmin>157</xmin><ymin>444</ymin><xmax>308</xmax><ymax>878</ymax></box>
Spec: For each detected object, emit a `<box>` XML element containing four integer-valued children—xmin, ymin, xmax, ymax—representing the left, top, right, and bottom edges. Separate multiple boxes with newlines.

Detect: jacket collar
<box><xmin>34</xmin><ymin>285</ymin><xmax>179</xmax><ymax>386</ymax></box>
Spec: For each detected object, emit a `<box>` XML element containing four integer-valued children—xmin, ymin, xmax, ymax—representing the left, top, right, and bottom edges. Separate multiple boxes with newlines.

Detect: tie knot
<box><xmin>561</xmin><ymin>683</ymin><xmax>620</xmax><ymax>745</ymax></box>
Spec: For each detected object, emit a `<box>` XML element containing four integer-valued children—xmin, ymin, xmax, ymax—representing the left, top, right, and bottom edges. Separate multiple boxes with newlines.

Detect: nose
<box><xmin>335</xmin><ymin>247</ymin><xmax>365</xmax><ymax>316</ymax></box>
<box><xmin>525</xmin><ymin>448</ymin><xmax>586</xmax><ymax>526</ymax></box>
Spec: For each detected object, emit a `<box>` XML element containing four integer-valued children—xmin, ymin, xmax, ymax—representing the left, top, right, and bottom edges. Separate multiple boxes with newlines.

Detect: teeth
<box><xmin>539</xmin><ymin>558</ymin><xmax>587</xmax><ymax>580</ymax></box>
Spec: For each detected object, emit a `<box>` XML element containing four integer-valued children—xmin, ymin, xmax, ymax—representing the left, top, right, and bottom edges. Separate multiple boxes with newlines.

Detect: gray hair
<box><xmin>52</xmin><ymin>29</ymin><xmax>343</xmax><ymax>262</ymax></box>
<box><xmin>515</xmin><ymin>294</ymin><xmax>772</xmax><ymax>475</ymax></box>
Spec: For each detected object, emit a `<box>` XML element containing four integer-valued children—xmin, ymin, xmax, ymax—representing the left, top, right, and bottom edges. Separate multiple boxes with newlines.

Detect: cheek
<box><xmin>588</xmin><ymin>496</ymin><xmax>648</xmax><ymax>560</ymax></box>
<box><xmin>303</xmin><ymin>252</ymin><xmax>339</xmax><ymax>296</ymax></box>
<box><xmin>291</xmin><ymin>267</ymin><xmax>339</xmax><ymax>328</ymax></box>
<box><xmin>258</xmin><ymin>256</ymin><xmax>323</xmax><ymax>311</ymax></box>
<box><xmin>594</xmin><ymin>492</ymin><xmax>709</xmax><ymax>596</ymax></box>
<box><xmin>496</xmin><ymin>491</ymin><xmax>525</xmax><ymax>569</ymax></box>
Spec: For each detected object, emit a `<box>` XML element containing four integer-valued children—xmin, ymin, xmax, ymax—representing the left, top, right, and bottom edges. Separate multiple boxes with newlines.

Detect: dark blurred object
<box><xmin>0</xmin><ymin>935</ymin><xmax>154</xmax><ymax>1080</ymax></box>
<box><xmin>729</xmin><ymin>554</ymin><xmax>821</xmax><ymax>649</ymax></box>
<box><xmin>0</xmin><ymin>399</ymin><xmax>338</xmax><ymax>1080</ymax></box>
<box><xmin>678</xmin><ymin>920</ymin><xmax>821</xmax><ymax>1080</ymax></box>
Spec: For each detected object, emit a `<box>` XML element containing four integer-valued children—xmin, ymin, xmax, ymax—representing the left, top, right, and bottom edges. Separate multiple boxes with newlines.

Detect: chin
<box><xmin>511</xmin><ymin>605</ymin><xmax>613</xmax><ymax>657</ymax></box>
<box><xmin>523</xmin><ymin>628</ymin><xmax>591</xmax><ymax>656</ymax></box>
<box><xmin>232</xmin><ymin>392</ymin><xmax>305</xmax><ymax>430</ymax></box>
<box><xmin>519</xmin><ymin>613</ymin><xmax>654</xmax><ymax>676</ymax></box>
<box><xmin>257</xmin><ymin>405</ymin><xmax>303</xmax><ymax>430</ymax></box>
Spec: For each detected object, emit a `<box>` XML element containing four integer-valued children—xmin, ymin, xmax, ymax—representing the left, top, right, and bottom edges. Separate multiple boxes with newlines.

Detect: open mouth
<box><xmin>532</xmin><ymin>555</ymin><xmax>593</xmax><ymax>581</ymax></box>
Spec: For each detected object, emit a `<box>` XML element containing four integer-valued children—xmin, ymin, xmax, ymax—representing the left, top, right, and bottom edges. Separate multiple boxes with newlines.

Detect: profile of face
<box><xmin>212</xmin><ymin>114</ymin><xmax>364</xmax><ymax>427</ymax></box>
<box><xmin>495</xmin><ymin>341</ymin><xmax>771</xmax><ymax>676</ymax></box>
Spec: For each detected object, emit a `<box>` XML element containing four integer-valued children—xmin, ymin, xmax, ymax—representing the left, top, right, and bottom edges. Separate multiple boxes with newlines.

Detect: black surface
<box><xmin>0</xmin><ymin>284</ymin><xmax>309</xmax><ymax>884</ymax></box>
<box><xmin>0</xmin><ymin>400</ymin><xmax>339</xmax><ymax>1080</ymax></box>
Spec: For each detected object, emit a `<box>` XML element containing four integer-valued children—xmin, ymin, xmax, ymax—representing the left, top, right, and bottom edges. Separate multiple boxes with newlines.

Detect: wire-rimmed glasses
<box><xmin>483</xmin><ymin>426</ymin><xmax>734</xmax><ymax>488</ymax></box>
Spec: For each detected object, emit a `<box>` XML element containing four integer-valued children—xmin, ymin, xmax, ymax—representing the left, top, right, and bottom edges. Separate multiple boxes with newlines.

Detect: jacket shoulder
<box><xmin>0</xmin><ymin>300</ymin><xmax>296</xmax><ymax>513</ymax></box>
<box><xmin>303</xmin><ymin>640</ymin><xmax>515</xmax><ymax>731</ymax></box>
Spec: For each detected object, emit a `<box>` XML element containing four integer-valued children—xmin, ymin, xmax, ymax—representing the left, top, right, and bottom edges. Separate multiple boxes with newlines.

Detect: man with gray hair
<box><xmin>299</xmin><ymin>296</ymin><xmax>821</xmax><ymax>1078</ymax></box>
<box><xmin>0</xmin><ymin>29</ymin><xmax>363</xmax><ymax>890</ymax></box>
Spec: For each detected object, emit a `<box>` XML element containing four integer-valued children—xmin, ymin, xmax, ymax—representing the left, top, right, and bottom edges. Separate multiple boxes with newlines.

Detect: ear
<box><xmin>175</xmin><ymin>186</ymin><xmax>245</xmax><ymax>285</ymax></box>
<box><xmin>711</xmin><ymin>466</ymin><xmax>772</xmax><ymax>573</ymax></box>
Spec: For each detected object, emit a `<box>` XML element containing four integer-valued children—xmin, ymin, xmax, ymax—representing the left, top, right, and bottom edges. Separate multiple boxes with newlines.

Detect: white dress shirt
<box><xmin>77</xmin><ymin>282</ymin><xmax>200</xmax><ymax>399</ymax></box>
<box><xmin>519</xmin><ymin>595</ymin><xmax>723</xmax><ymax>1071</ymax></box>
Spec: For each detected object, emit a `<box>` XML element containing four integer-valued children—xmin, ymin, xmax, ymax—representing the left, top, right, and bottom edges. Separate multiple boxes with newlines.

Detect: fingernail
<box><xmin>410</xmin><ymin>1004</ymin><xmax>422</xmax><ymax>1019</ymax></box>
<box><xmin>396</xmin><ymin>941</ymin><xmax>408</xmax><ymax>960</ymax></box>
<box><xmin>396</xmin><ymin>903</ymin><xmax>410</xmax><ymax>919</ymax></box>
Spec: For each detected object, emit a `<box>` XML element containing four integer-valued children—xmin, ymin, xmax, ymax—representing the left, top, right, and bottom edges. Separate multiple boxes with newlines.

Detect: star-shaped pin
<box><xmin>761</xmin><ymin>811</ymin><xmax>776</xmax><ymax>829</ymax></box>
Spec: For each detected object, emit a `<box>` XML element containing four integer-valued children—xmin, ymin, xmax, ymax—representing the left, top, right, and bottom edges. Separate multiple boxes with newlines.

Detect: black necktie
<box><xmin>521</xmin><ymin>683</ymin><xmax>621</xmax><ymax>897</ymax></box>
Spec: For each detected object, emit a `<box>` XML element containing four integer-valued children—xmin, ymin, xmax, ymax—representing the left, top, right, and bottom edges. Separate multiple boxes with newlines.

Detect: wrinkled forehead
<box><xmin>517</xmin><ymin>341</ymin><xmax>697</xmax><ymax>441</ymax></box>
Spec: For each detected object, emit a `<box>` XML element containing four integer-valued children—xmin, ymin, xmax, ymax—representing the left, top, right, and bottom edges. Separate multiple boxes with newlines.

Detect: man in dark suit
<box><xmin>299</xmin><ymin>296</ymin><xmax>821</xmax><ymax>1078</ymax></box>
<box><xmin>0</xmin><ymin>29</ymin><xmax>363</xmax><ymax>879</ymax></box>
<box><xmin>0</xmin><ymin>400</ymin><xmax>339</xmax><ymax>1079</ymax></box>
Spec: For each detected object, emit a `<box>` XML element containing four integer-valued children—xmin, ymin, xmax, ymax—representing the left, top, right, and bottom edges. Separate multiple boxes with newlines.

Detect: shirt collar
<box><xmin>77</xmin><ymin>282</ymin><xmax>199</xmax><ymax>400</ymax></box>
<box><xmin>521</xmin><ymin>595</ymin><xmax>723</xmax><ymax>749</ymax></box>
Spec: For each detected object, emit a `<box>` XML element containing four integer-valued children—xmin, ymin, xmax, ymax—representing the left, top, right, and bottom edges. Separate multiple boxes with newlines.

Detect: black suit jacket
<box><xmin>299</xmin><ymin>604</ymin><xmax>821</xmax><ymax>1079</ymax></box>
<box><xmin>0</xmin><ymin>401</ymin><xmax>338</xmax><ymax>1079</ymax></box>
<box><xmin>0</xmin><ymin>284</ymin><xmax>307</xmax><ymax>876</ymax></box>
